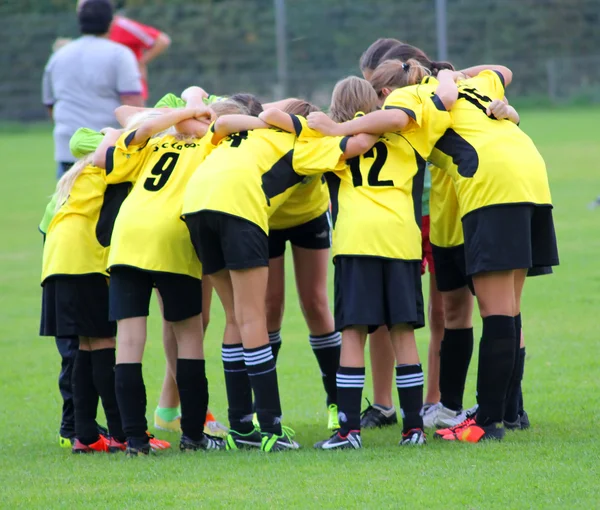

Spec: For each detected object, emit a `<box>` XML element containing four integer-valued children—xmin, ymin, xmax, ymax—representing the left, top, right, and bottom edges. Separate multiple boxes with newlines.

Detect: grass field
<box><xmin>1</xmin><ymin>108</ymin><xmax>599</xmax><ymax>509</ymax></box>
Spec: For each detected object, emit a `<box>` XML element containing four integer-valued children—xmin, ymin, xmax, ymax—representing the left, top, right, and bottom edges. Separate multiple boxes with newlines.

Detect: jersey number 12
<box><xmin>349</xmin><ymin>142</ymin><xmax>393</xmax><ymax>187</ymax></box>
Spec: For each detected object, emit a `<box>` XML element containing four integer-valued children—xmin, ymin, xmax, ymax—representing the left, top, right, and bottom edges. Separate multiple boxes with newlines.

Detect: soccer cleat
<box><xmin>154</xmin><ymin>410</ymin><xmax>181</xmax><ymax>433</ymax></box>
<box><xmin>106</xmin><ymin>437</ymin><xmax>126</xmax><ymax>453</ymax></box>
<box><xmin>59</xmin><ymin>435</ymin><xmax>74</xmax><ymax>448</ymax></box>
<box><xmin>314</xmin><ymin>430</ymin><xmax>362</xmax><ymax>450</ymax></box>
<box><xmin>422</xmin><ymin>402</ymin><xmax>466</xmax><ymax>429</ymax></box>
<box><xmin>180</xmin><ymin>434</ymin><xmax>225</xmax><ymax>452</ymax></box>
<box><xmin>400</xmin><ymin>428</ymin><xmax>427</xmax><ymax>445</ymax></box>
<box><xmin>504</xmin><ymin>409</ymin><xmax>531</xmax><ymax>430</ymax></box>
<box><xmin>147</xmin><ymin>433</ymin><xmax>171</xmax><ymax>451</ymax></box>
<box><xmin>72</xmin><ymin>436</ymin><xmax>109</xmax><ymax>454</ymax></box>
<box><xmin>252</xmin><ymin>413</ymin><xmax>260</xmax><ymax>429</ymax></box>
<box><xmin>443</xmin><ymin>421</ymin><xmax>506</xmax><ymax>442</ymax></box>
<box><xmin>226</xmin><ymin>428</ymin><xmax>263</xmax><ymax>450</ymax></box>
<box><xmin>434</xmin><ymin>416</ymin><xmax>476</xmax><ymax>440</ymax></box>
<box><xmin>327</xmin><ymin>404</ymin><xmax>340</xmax><ymax>430</ymax></box>
<box><xmin>204</xmin><ymin>411</ymin><xmax>229</xmax><ymax>438</ymax></box>
<box><xmin>261</xmin><ymin>428</ymin><xmax>300</xmax><ymax>452</ymax></box>
<box><xmin>360</xmin><ymin>400</ymin><xmax>398</xmax><ymax>429</ymax></box>
<box><xmin>125</xmin><ymin>444</ymin><xmax>152</xmax><ymax>456</ymax></box>
<box><xmin>519</xmin><ymin>410</ymin><xmax>530</xmax><ymax>429</ymax></box>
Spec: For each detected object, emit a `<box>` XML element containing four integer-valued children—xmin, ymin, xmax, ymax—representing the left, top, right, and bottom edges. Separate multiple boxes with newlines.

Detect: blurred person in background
<box><xmin>41</xmin><ymin>0</ymin><xmax>142</xmax><ymax>447</ymax></box>
<box><xmin>78</xmin><ymin>0</ymin><xmax>171</xmax><ymax>103</ymax></box>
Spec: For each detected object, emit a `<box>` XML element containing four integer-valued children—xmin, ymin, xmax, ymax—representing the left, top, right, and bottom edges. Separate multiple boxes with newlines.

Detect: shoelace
<box><xmin>360</xmin><ymin>398</ymin><xmax>374</xmax><ymax>418</ymax></box>
<box><xmin>446</xmin><ymin>417</ymin><xmax>476</xmax><ymax>437</ymax></box>
<box><xmin>281</xmin><ymin>425</ymin><xmax>296</xmax><ymax>439</ymax></box>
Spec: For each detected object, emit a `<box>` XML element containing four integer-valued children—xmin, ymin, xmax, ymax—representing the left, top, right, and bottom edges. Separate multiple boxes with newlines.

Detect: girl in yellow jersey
<box><xmin>277</xmin><ymin>69</ymin><xmax>457</xmax><ymax>449</ymax></box>
<box><xmin>264</xmin><ymin>100</ymin><xmax>341</xmax><ymax>432</ymax></box>
<box><xmin>98</xmin><ymin>104</ymin><xmax>230</xmax><ymax>455</ymax></box>
<box><xmin>365</xmin><ymin>61</ymin><xmax>559</xmax><ymax>443</ymax></box>
<box><xmin>40</xmin><ymin>128</ymin><xmax>129</xmax><ymax>454</ymax></box>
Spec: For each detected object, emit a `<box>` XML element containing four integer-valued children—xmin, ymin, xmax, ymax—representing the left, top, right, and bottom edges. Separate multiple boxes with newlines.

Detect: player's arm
<box><xmin>212</xmin><ymin>115</ymin><xmax>269</xmax><ymax>143</ymax></box>
<box><xmin>181</xmin><ymin>86</ymin><xmax>209</xmax><ymax>108</ymax></box>
<box><xmin>262</xmin><ymin>98</ymin><xmax>301</xmax><ymax>110</ymax></box>
<box><xmin>435</xmin><ymin>69</ymin><xmax>459</xmax><ymax>110</ymax></box>
<box><xmin>92</xmin><ymin>128</ymin><xmax>124</xmax><ymax>168</ymax></box>
<box><xmin>130</xmin><ymin>107</ymin><xmax>212</xmax><ymax>145</ymax></box>
<box><xmin>340</xmin><ymin>134</ymin><xmax>379</xmax><ymax>160</ymax></box>
<box><xmin>114</xmin><ymin>105</ymin><xmax>170</xmax><ymax>127</ymax></box>
<box><xmin>459</xmin><ymin>64</ymin><xmax>513</xmax><ymax>86</ymax></box>
<box><xmin>307</xmin><ymin>110</ymin><xmax>409</xmax><ymax>136</ymax></box>
<box><xmin>487</xmin><ymin>97</ymin><xmax>520</xmax><ymax>124</ymax></box>
<box><xmin>258</xmin><ymin>109</ymin><xmax>296</xmax><ymax>133</ymax></box>
<box><xmin>140</xmin><ymin>31</ymin><xmax>171</xmax><ymax>67</ymax></box>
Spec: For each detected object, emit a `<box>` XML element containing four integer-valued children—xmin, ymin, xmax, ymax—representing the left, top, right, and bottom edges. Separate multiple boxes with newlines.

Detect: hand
<box><xmin>307</xmin><ymin>111</ymin><xmax>340</xmax><ymax>135</ymax></box>
<box><xmin>185</xmin><ymin>105</ymin><xmax>213</xmax><ymax>121</ymax></box>
<box><xmin>181</xmin><ymin>86</ymin><xmax>209</xmax><ymax>102</ymax></box>
<box><xmin>486</xmin><ymin>99</ymin><xmax>511</xmax><ymax>119</ymax></box>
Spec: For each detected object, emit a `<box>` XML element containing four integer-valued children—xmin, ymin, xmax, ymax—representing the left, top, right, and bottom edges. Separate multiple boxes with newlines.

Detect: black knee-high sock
<box><xmin>115</xmin><ymin>363</ymin><xmax>148</xmax><ymax>446</ymax></box>
<box><xmin>91</xmin><ymin>348</ymin><xmax>124</xmax><ymax>442</ymax></box>
<box><xmin>504</xmin><ymin>314</ymin><xmax>524</xmax><ymax>423</ymax></box>
<box><xmin>268</xmin><ymin>330</ymin><xmax>282</xmax><ymax>364</ymax></box>
<box><xmin>222</xmin><ymin>344</ymin><xmax>253</xmax><ymax>434</ymax></box>
<box><xmin>439</xmin><ymin>328</ymin><xmax>474</xmax><ymax>411</ymax></box>
<box><xmin>73</xmin><ymin>350</ymin><xmax>99</xmax><ymax>444</ymax></box>
<box><xmin>309</xmin><ymin>331</ymin><xmax>341</xmax><ymax>406</ymax></box>
<box><xmin>336</xmin><ymin>366</ymin><xmax>364</xmax><ymax>435</ymax></box>
<box><xmin>244</xmin><ymin>345</ymin><xmax>282</xmax><ymax>435</ymax></box>
<box><xmin>177</xmin><ymin>358</ymin><xmax>208</xmax><ymax>441</ymax></box>
<box><xmin>396</xmin><ymin>364</ymin><xmax>424</xmax><ymax>432</ymax></box>
<box><xmin>476</xmin><ymin>316</ymin><xmax>516</xmax><ymax>426</ymax></box>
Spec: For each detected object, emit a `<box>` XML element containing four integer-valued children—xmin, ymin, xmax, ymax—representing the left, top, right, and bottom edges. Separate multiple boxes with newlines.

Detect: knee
<box><xmin>300</xmin><ymin>291</ymin><xmax>330</xmax><ymax>323</ymax></box>
<box><xmin>266</xmin><ymin>289</ymin><xmax>285</xmax><ymax>324</ymax></box>
<box><xmin>428</xmin><ymin>304</ymin><xmax>445</xmax><ymax>330</ymax></box>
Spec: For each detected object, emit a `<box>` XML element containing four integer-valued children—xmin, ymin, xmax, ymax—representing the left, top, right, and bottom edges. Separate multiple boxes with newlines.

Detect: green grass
<box><xmin>1</xmin><ymin>109</ymin><xmax>600</xmax><ymax>509</ymax></box>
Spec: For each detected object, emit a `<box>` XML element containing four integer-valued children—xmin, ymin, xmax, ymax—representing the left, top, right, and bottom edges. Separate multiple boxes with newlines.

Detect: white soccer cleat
<box><xmin>422</xmin><ymin>402</ymin><xmax>466</xmax><ymax>429</ymax></box>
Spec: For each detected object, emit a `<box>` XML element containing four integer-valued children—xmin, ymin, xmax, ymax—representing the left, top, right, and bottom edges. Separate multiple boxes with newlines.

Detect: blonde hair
<box><xmin>211</xmin><ymin>99</ymin><xmax>250</xmax><ymax>117</ymax></box>
<box><xmin>282</xmin><ymin>100</ymin><xmax>319</xmax><ymax>117</ymax></box>
<box><xmin>53</xmin><ymin>155</ymin><xmax>94</xmax><ymax>211</ymax></box>
<box><xmin>369</xmin><ymin>59</ymin><xmax>431</xmax><ymax>98</ymax></box>
<box><xmin>329</xmin><ymin>76</ymin><xmax>379</xmax><ymax>123</ymax></box>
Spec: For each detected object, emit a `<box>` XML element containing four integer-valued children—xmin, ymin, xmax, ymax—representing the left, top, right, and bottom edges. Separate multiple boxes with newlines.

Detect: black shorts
<box><xmin>431</xmin><ymin>244</ymin><xmax>474</xmax><ymax>294</ymax></box>
<box><xmin>269</xmin><ymin>211</ymin><xmax>331</xmax><ymax>259</ymax></box>
<box><xmin>527</xmin><ymin>266</ymin><xmax>553</xmax><ymax>277</ymax></box>
<box><xmin>109</xmin><ymin>266</ymin><xmax>202</xmax><ymax>322</ymax></box>
<box><xmin>184</xmin><ymin>211</ymin><xmax>269</xmax><ymax>275</ymax></box>
<box><xmin>40</xmin><ymin>274</ymin><xmax>116</xmax><ymax>338</ymax></box>
<box><xmin>462</xmin><ymin>204</ymin><xmax>559</xmax><ymax>276</ymax></box>
<box><xmin>334</xmin><ymin>256</ymin><xmax>424</xmax><ymax>333</ymax></box>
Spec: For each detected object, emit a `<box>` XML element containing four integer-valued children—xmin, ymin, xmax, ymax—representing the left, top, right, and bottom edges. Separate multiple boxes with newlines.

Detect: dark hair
<box><xmin>380</xmin><ymin>43</ymin><xmax>454</xmax><ymax>77</ymax></box>
<box><xmin>281</xmin><ymin>99</ymin><xmax>319</xmax><ymax>117</ymax></box>
<box><xmin>229</xmin><ymin>93</ymin><xmax>263</xmax><ymax>117</ymax></box>
<box><xmin>359</xmin><ymin>38</ymin><xmax>403</xmax><ymax>72</ymax></box>
<box><xmin>370</xmin><ymin>59</ymin><xmax>431</xmax><ymax>97</ymax></box>
<box><xmin>78</xmin><ymin>0</ymin><xmax>113</xmax><ymax>35</ymax></box>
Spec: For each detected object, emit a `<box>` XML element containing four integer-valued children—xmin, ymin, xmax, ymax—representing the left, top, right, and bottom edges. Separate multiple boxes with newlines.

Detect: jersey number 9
<box><xmin>144</xmin><ymin>152</ymin><xmax>180</xmax><ymax>192</ymax></box>
<box><xmin>349</xmin><ymin>141</ymin><xmax>393</xmax><ymax>188</ymax></box>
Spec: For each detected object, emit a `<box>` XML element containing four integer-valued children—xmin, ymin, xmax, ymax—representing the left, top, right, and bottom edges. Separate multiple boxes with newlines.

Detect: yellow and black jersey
<box><xmin>292</xmin><ymin>119</ymin><xmax>425</xmax><ymax>261</ymax></box>
<box><xmin>182</xmin><ymin>127</ymin><xmax>300</xmax><ymax>234</ymax></box>
<box><xmin>429</xmin><ymin>70</ymin><xmax>552</xmax><ymax>217</ymax></box>
<box><xmin>107</xmin><ymin>130</ymin><xmax>215</xmax><ymax>278</ymax></box>
<box><xmin>429</xmin><ymin>162</ymin><xmax>464</xmax><ymax>248</ymax></box>
<box><xmin>42</xmin><ymin>164</ymin><xmax>130</xmax><ymax>282</ymax></box>
<box><xmin>268</xmin><ymin>174</ymin><xmax>330</xmax><ymax>230</ymax></box>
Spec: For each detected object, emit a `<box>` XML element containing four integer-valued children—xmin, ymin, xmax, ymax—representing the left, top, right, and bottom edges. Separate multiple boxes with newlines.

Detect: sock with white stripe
<box><xmin>268</xmin><ymin>330</ymin><xmax>282</xmax><ymax>364</ymax></box>
<box><xmin>396</xmin><ymin>364</ymin><xmax>424</xmax><ymax>432</ymax></box>
<box><xmin>222</xmin><ymin>344</ymin><xmax>254</xmax><ymax>434</ymax></box>
<box><xmin>244</xmin><ymin>345</ymin><xmax>282</xmax><ymax>435</ymax></box>
<box><xmin>309</xmin><ymin>331</ymin><xmax>341</xmax><ymax>406</ymax></box>
<box><xmin>336</xmin><ymin>366</ymin><xmax>365</xmax><ymax>435</ymax></box>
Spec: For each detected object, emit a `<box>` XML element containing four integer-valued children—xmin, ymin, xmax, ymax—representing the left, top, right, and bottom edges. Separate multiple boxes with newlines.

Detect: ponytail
<box><xmin>429</xmin><ymin>60</ymin><xmax>455</xmax><ymax>77</ymax></box>
<box><xmin>369</xmin><ymin>59</ymin><xmax>430</xmax><ymax>97</ymax></box>
<box><xmin>380</xmin><ymin>44</ymin><xmax>455</xmax><ymax>77</ymax></box>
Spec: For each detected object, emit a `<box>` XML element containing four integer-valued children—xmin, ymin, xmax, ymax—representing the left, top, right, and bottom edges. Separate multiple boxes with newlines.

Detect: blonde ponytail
<box><xmin>369</xmin><ymin>58</ymin><xmax>431</xmax><ymax>97</ymax></box>
<box><xmin>53</xmin><ymin>154</ymin><xmax>94</xmax><ymax>212</ymax></box>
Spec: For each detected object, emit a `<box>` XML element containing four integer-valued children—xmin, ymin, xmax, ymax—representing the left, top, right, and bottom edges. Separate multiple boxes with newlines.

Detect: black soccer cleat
<box><xmin>314</xmin><ymin>430</ymin><xmax>362</xmax><ymax>450</ymax></box>
<box><xmin>180</xmin><ymin>434</ymin><xmax>225</xmax><ymax>452</ymax></box>
<box><xmin>360</xmin><ymin>400</ymin><xmax>398</xmax><ymax>429</ymax></box>
<box><xmin>504</xmin><ymin>409</ymin><xmax>531</xmax><ymax>430</ymax></box>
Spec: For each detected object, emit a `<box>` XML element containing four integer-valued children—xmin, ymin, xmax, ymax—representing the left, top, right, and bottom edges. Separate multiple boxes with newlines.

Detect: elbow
<box><xmin>501</xmin><ymin>67</ymin><xmax>513</xmax><ymax>86</ymax></box>
<box><xmin>158</xmin><ymin>33</ymin><xmax>171</xmax><ymax>49</ymax></box>
<box><xmin>438</xmin><ymin>91</ymin><xmax>458</xmax><ymax>111</ymax></box>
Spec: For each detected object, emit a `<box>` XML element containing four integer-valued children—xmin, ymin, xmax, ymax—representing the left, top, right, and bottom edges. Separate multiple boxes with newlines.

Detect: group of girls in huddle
<box><xmin>39</xmin><ymin>38</ymin><xmax>558</xmax><ymax>454</ymax></box>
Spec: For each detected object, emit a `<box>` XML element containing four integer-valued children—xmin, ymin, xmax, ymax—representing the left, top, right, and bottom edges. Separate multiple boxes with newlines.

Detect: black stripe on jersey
<box><xmin>124</xmin><ymin>130</ymin><xmax>137</xmax><ymax>147</ymax></box>
<box><xmin>493</xmin><ymin>70</ymin><xmax>505</xmax><ymax>90</ymax></box>
<box><xmin>324</xmin><ymin>172</ymin><xmax>341</xmax><ymax>227</ymax></box>
<box><xmin>290</xmin><ymin>114</ymin><xmax>303</xmax><ymax>136</ymax></box>
<box><xmin>105</xmin><ymin>146</ymin><xmax>116</xmax><ymax>175</ymax></box>
<box><xmin>340</xmin><ymin>136</ymin><xmax>349</xmax><ymax>152</ymax></box>
<box><xmin>261</xmin><ymin>150</ymin><xmax>303</xmax><ymax>204</ymax></box>
<box><xmin>383</xmin><ymin>105</ymin><xmax>416</xmax><ymax>121</ymax></box>
<box><xmin>96</xmin><ymin>182</ymin><xmax>132</xmax><ymax>247</ymax></box>
<box><xmin>458</xmin><ymin>88</ymin><xmax>497</xmax><ymax>119</ymax></box>
<box><xmin>430</xmin><ymin>94</ymin><xmax>447</xmax><ymax>111</ymax></box>
<box><xmin>434</xmin><ymin>128</ymin><xmax>479</xmax><ymax>178</ymax></box>
<box><xmin>411</xmin><ymin>149</ymin><xmax>426</xmax><ymax>229</ymax></box>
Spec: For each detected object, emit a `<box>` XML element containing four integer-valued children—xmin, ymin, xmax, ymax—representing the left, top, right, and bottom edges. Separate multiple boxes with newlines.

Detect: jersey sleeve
<box><xmin>105</xmin><ymin>130</ymin><xmax>151</xmax><ymax>184</ymax></box>
<box><xmin>383</xmin><ymin>88</ymin><xmax>424</xmax><ymax>128</ymax></box>
<box><xmin>116</xmin><ymin>48</ymin><xmax>142</xmax><ymax>96</ymax></box>
<box><xmin>42</xmin><ymin>59</ymin><xmax>55</xmax><ymax>107</ymax></box>
<box><xmin>467</xmin><ymin>70</ymin><xmax>506</xmax><ymax>100</ymax></box>
<box><xmin>39</xmin><ymin>195</ymin><xmax>58</xmax><ymax>235</ymax></box>
<box><xmin>292</xmin><ymin>117</ymin><xmax>347</xmax><ymax>175</ymax></box>
<box><xmin>114</xmin><ymin>17</ymin><xmax>161</xmax><ymax>49</ymax></box>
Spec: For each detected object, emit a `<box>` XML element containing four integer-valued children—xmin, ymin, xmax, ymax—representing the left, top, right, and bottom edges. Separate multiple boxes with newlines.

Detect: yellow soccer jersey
<box><xmin>431</xmin><ymin>70</ymin><xmax>552</xmax><ymax>217</ymax></box>
<box><xmin>107</xmin><ymin>130</ymin><xmax>215</xmax><ymax>278</ymax></box>
<box><xmin>293</xmin><ymin>120</ymin><xmax>423</xmax><ymax>261</ymax></box>
<box><xmin>42</xmin><ymin>165</ymin><xmax>130</xmax><ymax>282</ymax></box>
<box><xmin>182</xmin><ymin>127</ymin><xmax>299</xmax><ymax>234</ymax></box>
<box><xmin>268</xmin><ymin>174</ymin><xmax>330</xmax><ymax>230</ymax></box>
<box><xmin>428</xmin><ymin>162</ymin><xmax>464</xmax><ymax>248</ymax></box>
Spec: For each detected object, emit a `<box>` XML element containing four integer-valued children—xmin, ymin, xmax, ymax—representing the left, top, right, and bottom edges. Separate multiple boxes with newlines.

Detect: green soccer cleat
<box><xmin>327</xmin><ymin>404</ymin><xmax>340</xmax><ymax>430</ymax></box>
<box><xmin>260</xmin><ymin>426</ymin><xmax>300</xmax><ymax>452</ymax></box>
<box><xmin>59</xmin><ymin>435</ymin><xmax>73</xmax><ymax>448</ymax></box>
<box><xmin>226</xmin><ymin>428</ymin><xmax>263</xmax><ymax>450</ymax></box>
